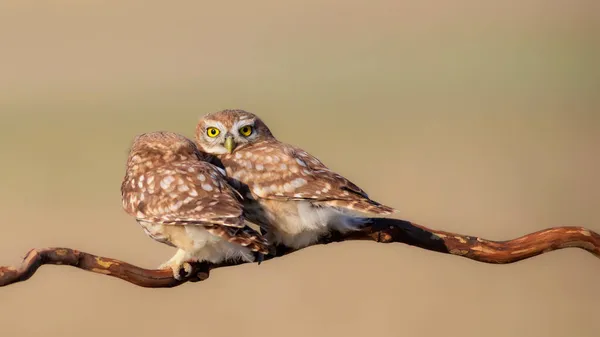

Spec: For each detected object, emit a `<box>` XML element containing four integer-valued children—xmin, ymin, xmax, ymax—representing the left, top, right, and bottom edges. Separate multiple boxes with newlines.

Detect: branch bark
<box><xmin>1</xmin><ymin>218</ymin><xmax>599</xmax><ymax>288</ymax></box>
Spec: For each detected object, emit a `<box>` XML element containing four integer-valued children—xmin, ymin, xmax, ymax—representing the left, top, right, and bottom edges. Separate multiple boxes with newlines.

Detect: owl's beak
<box><xmin>224</xmin><ymin>135</ymin><xmax>236</xmax><ymax>153</ymax></box>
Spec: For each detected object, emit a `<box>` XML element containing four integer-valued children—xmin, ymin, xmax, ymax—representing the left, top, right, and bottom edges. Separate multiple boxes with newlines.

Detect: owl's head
<box><xmin>195</xmin><ymin>109</ymin><xmax>274</xmax><ymax>155</ymax></box>
<box><xmin>127</xmin><ymin>131</ymin><xmax>208</xmax><ymax>166</ymax></box>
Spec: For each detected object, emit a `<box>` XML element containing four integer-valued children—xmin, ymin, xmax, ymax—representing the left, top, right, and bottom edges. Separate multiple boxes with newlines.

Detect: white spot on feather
<box><xmin>253</xmin><ymin>185</ymin><xmax>265</xmax><ymax>196</ymax></box>
<box><xmin>283</xmin><ymin>183</ymin><xmax>294</xmax><ymax>192</ymax></box>
<box><xmin>160</xmin><ymin>176</ymin><xmax>175</xmax><ymax>189</ymax></box>
<box><xmin>170</xmin><ymin>201</ymin><xmax>183</xmax><ymax>211</ymax></box>
<box><xmin>291</xmin><ymin>178</ymin><xmax>307</xmax><ymax>188</ymax></box>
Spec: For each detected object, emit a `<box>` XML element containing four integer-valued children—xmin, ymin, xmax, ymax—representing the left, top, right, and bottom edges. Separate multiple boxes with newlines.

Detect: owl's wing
<box><xmin>122</xmin><ymin>161</ymin><xmax>245</xmax><ymax>227</ymax></box>
<box><xmin>236</xmin><ymin>142</ymin><xmax>395</xmax><ymax>215</ymax></box>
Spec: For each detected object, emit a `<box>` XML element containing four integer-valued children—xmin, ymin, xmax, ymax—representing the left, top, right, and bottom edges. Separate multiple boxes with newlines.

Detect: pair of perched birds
<box><xmin>121</xmin><ymin>109</ymin><xmax>397</xmax><ymax>279</ymax></box>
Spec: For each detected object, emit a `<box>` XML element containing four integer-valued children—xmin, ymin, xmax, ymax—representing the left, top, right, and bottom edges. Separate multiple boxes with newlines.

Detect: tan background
<box><xmin>1</xmin><ymin>1</ymin><xmax>599</xmax><ymax>336</ymax></box>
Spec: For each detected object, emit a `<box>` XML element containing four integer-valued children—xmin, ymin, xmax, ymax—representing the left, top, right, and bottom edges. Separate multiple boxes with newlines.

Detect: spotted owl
<box><xmin>121</xmin><ymin>131</ymin><xmax>269</xmax><ymax>279</ymax></box>
<box><xmin>194</xmin><ymin>109</ymin><xmax>397</xmax><ymax>249</ymax></box>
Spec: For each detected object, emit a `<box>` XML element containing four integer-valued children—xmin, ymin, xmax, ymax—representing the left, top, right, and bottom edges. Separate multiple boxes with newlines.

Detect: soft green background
<box><xmin>1</xmin><ymin>1</ymin><xmax>599</xmax><ymax>337</ymax></box>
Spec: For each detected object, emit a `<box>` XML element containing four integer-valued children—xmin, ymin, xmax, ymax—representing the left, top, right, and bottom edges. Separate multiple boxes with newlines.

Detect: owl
<box><xmin>121</xmin><ymin>131</ymin><xmax>269</xmax><ymax>279</ymax></box>
<box><xmin>194</xmin><ymin>109</ymin><xmax>397</xmax><ymax>250</ymax></box>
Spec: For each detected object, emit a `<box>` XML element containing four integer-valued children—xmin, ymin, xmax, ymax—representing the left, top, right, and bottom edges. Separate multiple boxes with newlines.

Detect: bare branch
<box><xmin>1</xmin><ymin>218</ymin><xmax>599</xmax><ymax>288</ymax></box>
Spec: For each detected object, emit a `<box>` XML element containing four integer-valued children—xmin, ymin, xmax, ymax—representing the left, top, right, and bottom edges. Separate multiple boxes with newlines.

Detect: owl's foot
<box><xmin>321</xmin><ymin>230</ymin><xmax>345</xmax><ymax>244</ymax></box>
<box><xmin>159</xmin><ymin>261</ymin><xmax>193</xmax><ymax>280</ymax></box>
<box><xmin>158</xmin><ymin>249</ymin><xmax>195</xmax><ymax>280</ymax></box>
<box><xmin>252</xmin><ymin>251</ymin><xmax>265</xmax><ymax>265</ymax></box>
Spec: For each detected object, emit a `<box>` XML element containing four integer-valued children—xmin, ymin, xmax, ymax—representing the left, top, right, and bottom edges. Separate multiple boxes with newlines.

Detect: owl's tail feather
<box><xmin>327</xmin><ymin>199</ymin><xmax>398</xmax><ymax>216</ymax></box>
<box><xmin>205</xmin><ymin>225</ymin><xmax>271</xmax><ymax>255</ymax></box>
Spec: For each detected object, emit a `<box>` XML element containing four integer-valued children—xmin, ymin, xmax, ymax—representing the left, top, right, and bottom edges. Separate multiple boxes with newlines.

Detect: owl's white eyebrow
<box><xmin>237</xmin><ymin>115</ymin><xmax>253</xmax><ymax>121</ymax></box>
<box><xmin>233</xmin><ymin>118</ymin><xmax>255</xmax><ymax>128</ymax></box>
<box><xmin>203</xmin><ymin>120</ymin><xmax>227</xmax><ymax>130</ymax></box>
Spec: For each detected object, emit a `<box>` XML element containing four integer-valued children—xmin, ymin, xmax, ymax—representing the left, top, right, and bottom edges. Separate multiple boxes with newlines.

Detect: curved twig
<box><xmin>1</xmin><ymin>218</ymin><xmax>598</xmax><ymax>288</ymax></box>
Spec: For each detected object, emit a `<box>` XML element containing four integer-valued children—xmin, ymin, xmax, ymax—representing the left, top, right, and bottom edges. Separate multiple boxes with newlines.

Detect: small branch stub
<box><xmin>1</xmin><ymin>218</ymin><xmax>599</xmax><ymax>288</ymax></box>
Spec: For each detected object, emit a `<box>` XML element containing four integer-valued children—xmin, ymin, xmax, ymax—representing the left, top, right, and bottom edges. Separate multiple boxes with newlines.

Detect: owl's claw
<box><xmin>159</xmin><ymin>261</ymin><xmax>194</xmax><ymax>280</ymax></box>
<box><xmin>174</xmin><ymin>262</ymin><xmax>193</xmax><ymax>280</ymax></box>
<box><xmin>322</xmin><ymin>230</ymin><xmax>344</xmax><ymax>244</ymax></box>
<box><xmin>158</xmin><ymin>249</ymin><xmax>195</xmax><ymax>280</ymax></box>
<box><xmin>253</xmin><ymin>252</ymin><xmax>265</xmax><ymax>265</ymax></box>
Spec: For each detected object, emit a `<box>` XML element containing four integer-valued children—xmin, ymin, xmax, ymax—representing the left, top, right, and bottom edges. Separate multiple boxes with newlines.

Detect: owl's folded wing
<box><xmin>122</xmin><ymin>161</ymin><xmax>246</xmax><ymax>228</ymax></box>
<box><xmin>241</xmin><ymin>143</ymin><xmax>395</xmax><ymax>214</ymax></box>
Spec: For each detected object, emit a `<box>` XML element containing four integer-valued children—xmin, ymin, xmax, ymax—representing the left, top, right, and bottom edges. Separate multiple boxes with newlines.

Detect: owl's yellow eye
<box><xmin>206</xmin><ymin>127</ymin><xmax>220</xmax><ymax>138</ymax></box>
<box><xmin>239</xmin><ymin>125</ymin><xmax>253</xmax><ymax>137</ymax></box>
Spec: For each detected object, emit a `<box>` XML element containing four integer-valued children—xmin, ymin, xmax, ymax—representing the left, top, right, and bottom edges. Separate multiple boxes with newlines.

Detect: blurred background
<box><xmin>1</xmin><ymin>1</ymin><xmax>599</xmax><ymax>336</ymax></box>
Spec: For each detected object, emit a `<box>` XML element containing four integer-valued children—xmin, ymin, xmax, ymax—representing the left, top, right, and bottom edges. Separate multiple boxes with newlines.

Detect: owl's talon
<box><xmin>178</xmin><ymin>262</ymin><xmax>194</xmax><ymax>280</ymax></box>
<box><xmin>158</xmin><ymin>260</ymin><xmax>194</xmax><ymax>280</ymax></box>
<box><xmin>172</xmin><ymin>262</ymin><xmax>193</xmax><ymax>280</ymax></box>
<box><xmin>253</xmin><ymin>252</ymin><xmax>265</xmax><ymax>265</ymax></box>
<box><xmin>267</xmin><ymin>245</ymin><xmax>278</xmax><ymax>257</ymax></box>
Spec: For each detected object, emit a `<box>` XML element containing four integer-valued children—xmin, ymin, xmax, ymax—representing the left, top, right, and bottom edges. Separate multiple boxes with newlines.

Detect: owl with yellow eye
<box><xmin>195</xmin><ymin>109</ymin><xmax>398</xmax><ymax>250</ymax></box>
<box><xmin>203</xmin><ymin>122</ymin><xmax>254</xmax><ymax>155</ymax></box>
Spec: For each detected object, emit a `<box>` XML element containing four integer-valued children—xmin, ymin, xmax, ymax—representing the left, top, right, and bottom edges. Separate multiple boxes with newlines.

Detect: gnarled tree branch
<box><xmin>1</xmin><ymin>218</ymin><xmax>599</xmax><ymax>288</ymax></box>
